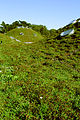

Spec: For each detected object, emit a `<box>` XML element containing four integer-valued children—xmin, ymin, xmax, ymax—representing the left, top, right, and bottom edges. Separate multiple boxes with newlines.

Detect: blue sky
<box><xmin>0</xmin><ymin>0</ymin><xmax>80</xmax><ymax>29</ymax></box>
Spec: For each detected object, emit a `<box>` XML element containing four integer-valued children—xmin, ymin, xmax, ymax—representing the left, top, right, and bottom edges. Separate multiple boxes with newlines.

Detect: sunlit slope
<box><xmin>0</xmin><ymin>33</ymin><xmax>23</xmax><ymax>66</ymax></box>
<box><xmin>0</xmin><ymin>20</ymin><xmax>80</xmax><ymax>119</ymax></box>
<box><xmin>6</xmin><ymin>28</ymin><xmax>43</xmax><ymax>42</ymax></box>
<box><xmin>0</xmin><ymin>33</ymin><xmax>13</xmax><ymax>44</ymax></box>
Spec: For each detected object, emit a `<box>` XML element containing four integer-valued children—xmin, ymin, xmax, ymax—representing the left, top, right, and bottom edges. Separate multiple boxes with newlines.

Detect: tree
<box><xmin>40</xmin><ymin>26</ymin><xmax>50</xmax><ymax>37</ymax></box>
<box><xmin>0</xmin><ymin>21</ymin><xmax>6</xmax><ymax>33</ymax></box>
<box><xmin>49</xmin><ymin>29</ymin><xmax>57</xmax><ymax>37</ymax></box>
<box><xmin>19</xmin><ymin>20</ymin><xmax>27</xmax><ymax>27</ymax></box>
<box><xmin>12</xmin><ymin>21</ymin><xmax>20</xmax><ymax>28</ymax></box>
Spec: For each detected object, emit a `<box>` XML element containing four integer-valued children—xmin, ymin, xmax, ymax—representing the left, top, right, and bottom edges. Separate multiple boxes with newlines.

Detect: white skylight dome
<box><xmin>60</xmin><ymin>29</ymin><xmax>74</xmax><ymax>37</ymax></box>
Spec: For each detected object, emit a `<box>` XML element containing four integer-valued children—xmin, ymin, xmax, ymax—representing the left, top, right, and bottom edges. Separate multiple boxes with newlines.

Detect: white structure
<box><xmin>17</xmin><ymin>26</ymin><xmax>25</xmax><ymax>28</ymax></box>
<box><xmin>15</xmin><ymin>39</ymin><xmax>21</xmax><ymax>42</ymax></box>
<box><xmin>60</xmin><ymin>29</ymin><xmax>74</xmax><ymax>37</ymax></box>
<box><xmin>10</xmin><ymin>36</ymin><xmax>21</xmax><ymax>42</ymax></box>
<box><xmin>10</xmin><ymin>36</ymin><xmax>15</xmax><ymax>39</ymax></box>
<box><xmin>20</xmin><ymin>32</ymin><xmax>24</xmax><ymax>35</ymax></box>
<box><xmin>24</xmin><ymin>42</ymin><xmax>33</xmax><ymax>44</ymax></box>
<box><xmin>69</xmin><ymin>29</ymin><xmax>74</xmax><ymax>35</ymax></box>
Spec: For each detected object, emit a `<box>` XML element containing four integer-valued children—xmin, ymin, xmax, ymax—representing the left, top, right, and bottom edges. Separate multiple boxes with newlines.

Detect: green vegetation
<box><xmin>0</xmin><ymin>19</ymin><xmax>80</xmax><ymax>120</ymax></box>
<box><xmin>6</xmin><ymin>28</ymin><xmax>43</xmax><ymax>42</ymax></box>
<box><xmin>0</xmin><ymin>20</ymin><xmax>55</xmax><ymax>38</ymax></box>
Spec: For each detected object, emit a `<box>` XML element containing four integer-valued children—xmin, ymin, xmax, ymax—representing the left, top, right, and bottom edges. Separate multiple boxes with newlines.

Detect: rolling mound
<box><xmin>6</xmin><ymin>27</ymin><xmax>43</xmax><ymax>43</ymax></box>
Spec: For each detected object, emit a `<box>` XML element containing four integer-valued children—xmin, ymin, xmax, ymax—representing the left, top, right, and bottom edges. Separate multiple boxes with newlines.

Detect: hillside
<box><xmin>0</xmin><ymin>19</ymin><xmax>80</xmax><ymax>120</ymax></box>
<box><xmin>6</xmin><ymin>27</ymin><xmax>43</xmax><ymax>43</ymax></box>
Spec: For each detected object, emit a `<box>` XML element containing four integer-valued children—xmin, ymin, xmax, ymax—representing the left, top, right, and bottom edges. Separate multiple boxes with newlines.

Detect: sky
<box><xmin>0</xmin><ymin>0</ymin><xmax>80</xmax><ymax>30</ymax></box>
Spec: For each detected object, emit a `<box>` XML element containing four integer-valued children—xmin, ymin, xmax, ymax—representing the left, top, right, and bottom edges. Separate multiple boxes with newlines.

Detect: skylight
<box><xmin>60</xmin><ymin>29</ymin><xmax>74</xmax><ymax>36</ymax></box>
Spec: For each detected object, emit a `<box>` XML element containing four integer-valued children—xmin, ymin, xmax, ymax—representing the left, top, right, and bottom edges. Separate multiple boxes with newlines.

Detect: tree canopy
<box><xmin>0</xmin><ymin>20</ymin><xmax>56</xmax><ymax>37</ymax></box>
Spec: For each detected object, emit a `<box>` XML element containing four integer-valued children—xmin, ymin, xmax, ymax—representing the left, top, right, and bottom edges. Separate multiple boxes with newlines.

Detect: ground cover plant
<box><xmin>0</xmin><ymin>19</ymin><xmax>80</xmax><ymax>120</ymax></box>
<box><xmin>6</xmin><ymin>28</ymin><xmax>43</xmax><ymax>43</ymax></box>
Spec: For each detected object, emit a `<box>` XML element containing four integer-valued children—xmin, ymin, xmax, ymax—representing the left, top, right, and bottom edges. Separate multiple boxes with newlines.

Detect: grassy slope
<box><xmin>0</xmin><ymin>24</ymin><xmax>80</xmax><ymax>119</ymax></box>
<box><xmin>6</xmin><ymin>28</ymin><xmax>43</xmax><ymax>42</ymax></box>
